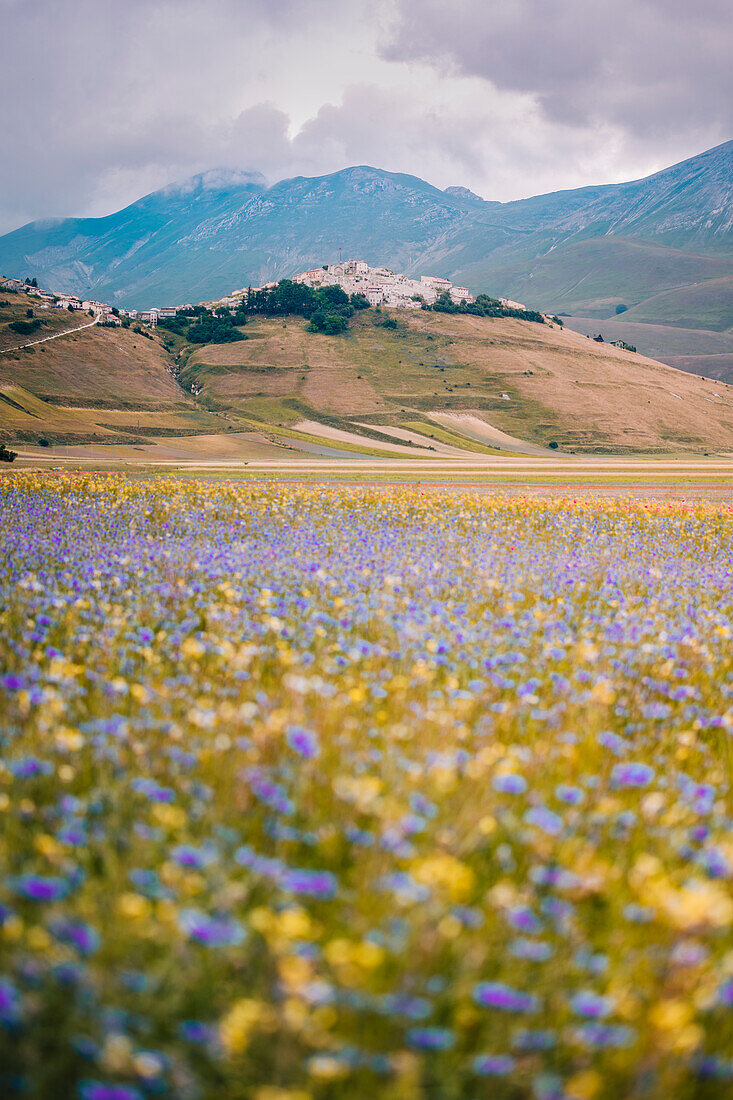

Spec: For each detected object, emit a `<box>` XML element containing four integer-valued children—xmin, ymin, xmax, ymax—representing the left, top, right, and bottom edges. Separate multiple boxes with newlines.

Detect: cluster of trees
<box><xmin>0</xmin><ymin>443</ymin><xmax>17</xmax><ymax>463</ymax></box>
<box><xmin>155</xmin><ymin>279</ymin><xmax>545</xmax><ymax>346</ymax></box>
<box><xmin>158</xmin><ymin>305</ymin><xmax>248</xmax><ymax>344</ymax></box>
<box><xmin>157</xmin><ymin>281</ymin><xmax>370</xmax><ymax>342</ymax></box>
<box><xmin>431</xmin><ymin>291</ymin><xmax>545</xmax><ymax>324</ymax></box>
<box><xmin>244</xmin><ymin>280</ymin><xmax>369</xmax><ymax>334</ymax></box>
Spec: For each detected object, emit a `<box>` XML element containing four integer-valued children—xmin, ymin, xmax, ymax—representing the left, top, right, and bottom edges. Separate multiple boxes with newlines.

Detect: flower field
<box><xmin>2</xmin><ymin>475</ymin><xmax>733</xmax><ymax>1100</ymax></box>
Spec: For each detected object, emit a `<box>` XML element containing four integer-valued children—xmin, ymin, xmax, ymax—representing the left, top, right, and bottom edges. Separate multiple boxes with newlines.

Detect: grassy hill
<box><xmin>0</xmin><ymin>294</ymin><xmax>221</xmax><ymax>445</ymax></box>
<box><xmin>3</xmin><ymin>306</ymin><xmax>733</xmax><ymax>456</ymax></box>
<box><xmin>172</xmin><ymin>309</ymin><xmax>733</xmax><ymax>454</ymax></box>
<box><xmin>561</xmin><ymin>315</ymin><xmax>733</xmax><ymax>385</ymax></box>
<box><xmin>0</xmin><ymin>292</ymin><xmax>93</xmax><ymax>351</ymax></box>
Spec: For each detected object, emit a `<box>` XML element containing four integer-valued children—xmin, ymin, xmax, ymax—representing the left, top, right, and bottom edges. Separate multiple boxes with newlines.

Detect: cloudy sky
<box><xmin>1</xmin><ymin>0</ymin><xmax>731</xmax><ymax>233</ymax></box>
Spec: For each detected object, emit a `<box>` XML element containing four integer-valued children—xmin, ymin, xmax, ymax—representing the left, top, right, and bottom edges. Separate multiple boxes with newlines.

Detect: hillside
<box><xmin>3</xmin><ymin>304</ymin><xmax>733</xmax><ymax>456</ymax></box>
<box><xmin>0</xmin><ymin>294</ymin><xmax>221</xmax><ymax>445</ymax></box>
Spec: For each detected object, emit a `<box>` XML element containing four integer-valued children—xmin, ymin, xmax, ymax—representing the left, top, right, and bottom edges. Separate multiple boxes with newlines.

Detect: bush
<box><xmin>38</xmin><ymin>438</ymin><xmax>50</xmax><ymax>447</ymax></box>
<box><xmin>0</xmin><ymin>443</ymin><xmax>17</xmax><ymax>463</ymax></box>
<box><xmin>307</xmin><ymin>311</ymin><xmax>348</xmax><ymax>335</ymax></box>
<box><xmin>187</xmin><ymin>318</ymin><xmax>246</xmax><ymax>344</ymax></box>
<box><xmin>548</xmin><ymin>441</ymin><xmax>559</xmax><ymax>449</ymax></box>
<box><xmin>9</xmin><ymin>319</ymin><xmax>41</xmax><ymax>335</ymax></box>
<box><xmin>616</xmin><ymin>304</ymin><xmax>628</xmax><ymax>314</ymax></box>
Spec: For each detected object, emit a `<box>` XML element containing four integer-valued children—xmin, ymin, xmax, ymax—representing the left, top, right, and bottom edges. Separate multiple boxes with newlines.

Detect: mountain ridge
<box><xmin>0</xmin><ymin>143</ymin><xmax>731</xmax><ymax>381</ymax></box>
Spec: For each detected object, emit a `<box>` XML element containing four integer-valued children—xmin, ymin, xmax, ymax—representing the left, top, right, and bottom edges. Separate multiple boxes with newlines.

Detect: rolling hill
<box><xmin>2</xmin><ymin>296</ymin><xmax>733</xmax><ymax>457</ymax></box>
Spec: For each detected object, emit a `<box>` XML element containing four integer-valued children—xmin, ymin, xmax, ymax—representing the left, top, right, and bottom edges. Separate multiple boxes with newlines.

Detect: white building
<box><xmin>289</xmin><ymin>260</ymin><xmax>476</xmax><ymax>311</ymax></box>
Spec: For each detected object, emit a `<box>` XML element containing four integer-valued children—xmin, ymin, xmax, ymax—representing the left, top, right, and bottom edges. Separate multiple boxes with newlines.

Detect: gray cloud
<box><xmin>0</xmin><ymin>0</ymin><xmax>729</xmax><ymax>235</ymax></box>
<box><xmin>381</xmin><ymin>0</ymin><xmax>733</xmax><ymax>144</ymax></box>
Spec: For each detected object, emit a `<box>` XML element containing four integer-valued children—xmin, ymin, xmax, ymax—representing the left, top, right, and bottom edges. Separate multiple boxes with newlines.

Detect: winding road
<box><xmin>0</xmin><ymin>313</ymin><xmax>100</xmax><ymax>355</ymax></box>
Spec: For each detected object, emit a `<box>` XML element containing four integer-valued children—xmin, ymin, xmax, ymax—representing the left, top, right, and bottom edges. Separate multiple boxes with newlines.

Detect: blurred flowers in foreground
<box><xmin>1</xmin><ymin>475</ymin><xmax>732</xmax><ymax>1099</ymax></box>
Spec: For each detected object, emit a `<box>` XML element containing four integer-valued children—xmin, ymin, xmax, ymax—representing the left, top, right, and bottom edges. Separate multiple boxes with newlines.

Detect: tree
<box><xmin>307</xmin><ymin>310</ymin><xmax>348</xmax><ymax>335</ymax></box>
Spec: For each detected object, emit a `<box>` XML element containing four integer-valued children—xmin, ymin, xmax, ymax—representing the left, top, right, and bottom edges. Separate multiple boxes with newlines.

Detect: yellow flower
<box><xmin>117</xmin><ymin>893</ymin><xmax>151</xmax><ymax>920</ymax></box>
<box><xmin>411</xmin><ymin>854</ymin><xmax>475</xmax><ymax>901</ymax></box>
<box><xmin>219</xmin><ymin>999</ymin><xmax>276</xmax><ymax>1056</ymax></box>
<box><xmin>253</xmin><ymin>1090</ymin><xmax>312</xmax><ymax>1100</ymax></box>
<box><xmin>565</xmin><ymin>1070</ymin><xmax>602</xmax><ymax>1099</ymax></box>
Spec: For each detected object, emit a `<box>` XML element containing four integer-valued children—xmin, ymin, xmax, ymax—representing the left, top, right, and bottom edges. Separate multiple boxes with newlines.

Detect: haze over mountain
<box><xmin>1</xmin><ymin>140</ymin><xmax>732</xmax><ymax>376</ymax></box>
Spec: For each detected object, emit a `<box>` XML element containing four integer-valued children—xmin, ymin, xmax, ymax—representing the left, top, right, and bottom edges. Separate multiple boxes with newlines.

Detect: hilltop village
<box><xmin>2</xmin><ymin>261</ymin><xmax>530</xmax><ymax>326</ymax></box>
<box><xmin>267</xmin><ymin>260</ymin><xmax>526</xmax><ymax>312</ymax></box>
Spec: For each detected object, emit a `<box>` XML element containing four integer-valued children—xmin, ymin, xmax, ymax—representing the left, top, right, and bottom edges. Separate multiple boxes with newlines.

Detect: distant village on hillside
<box><xmin>2</xmin><ymin>260</ymin><xmax>529</xmax><ymax>325</ymax></box>
<box><xmin>289</xmin><ymin>260</ymin><xmax>527</xmax><ymax>311</ymax></box>
<box><xmin>226</xmin><ymin>260</ymin><xmax>528</xmax><ymax>313</ymax></box>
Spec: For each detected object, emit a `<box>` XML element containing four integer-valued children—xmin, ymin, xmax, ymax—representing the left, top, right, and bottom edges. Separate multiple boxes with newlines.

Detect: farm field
<box><xmin>1</xmin><ymin>476</ymin><xmax>733</xmax><ymax>1099</ymax></box>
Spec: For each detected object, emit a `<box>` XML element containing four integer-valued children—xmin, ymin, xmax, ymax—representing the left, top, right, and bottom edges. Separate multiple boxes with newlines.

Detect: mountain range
<box><xmin>1</xmin><ymin>141</ymin><xmax>732</xmax><ymax>377</ymax></box>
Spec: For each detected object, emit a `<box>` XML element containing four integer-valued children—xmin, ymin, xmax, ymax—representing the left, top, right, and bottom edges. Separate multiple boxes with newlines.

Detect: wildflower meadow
<box><xmin>1</xmin><ymin>475</ymin><xmax>733</xmax><ymax>1100</ymax></box>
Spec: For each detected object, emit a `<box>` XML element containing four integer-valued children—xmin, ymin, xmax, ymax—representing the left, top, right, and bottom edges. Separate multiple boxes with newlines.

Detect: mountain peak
<box><xmin>444</xmin><ymin>185</ymin><xmax>485</xmax><ymax>203</ymax></box>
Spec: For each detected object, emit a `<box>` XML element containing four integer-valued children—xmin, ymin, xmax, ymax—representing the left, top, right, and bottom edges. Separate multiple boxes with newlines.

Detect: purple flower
<box><xmin>179</xmin><ymin>1020</ymin><xmax>216</xmax><ymax>1043</ymax></box>
<box><xmin>718</xmin><ymin>978</ymin><xmax>733</xmax><ymax>1007</ymax></box>
<box><xmin>572</xmin><ymin>1024</ymin><xmax>635</xmax><ymax>1048</ymax></box>
<box><xmin>128</xmin><ymin>869</ymin><xmax>171</xmax><ymax>900</ymax></box>
<box><xmin>49</xmin><ymin>918</ymin><xmax>100</xmax><ymax>956</ymax></box>
<box><xmin>131</xmin><ymin>778</ymin><xmax>175</xmax><ymax>803</ymax></box>
<box><xmin>282</xmin><ymin>868</ymin><xmax>338</xmax><ymax>899</ymax></box>
<box><xmin>79</xmin><ymin>1085</ymin><xmax>144</xmax><ymax>1100</ymax></box>
<box><xmin>245</xmin><ymin>769</ymin><xmax>295</xmax><ymax>815</ymax></box>
<box><xmin>178</xmin><ymin>909</ymin><xmax>246</xmax><ymax>947</ymax></box>
<box><xmin>555</xmin><ymin>784</ymin><xmax>585</xmax><ymax>805</ymax></box>
<box><xmin>286</xmin><ymin>725</ymin><xmax>320</xmax><ymax>759</ymax></box>
<box><xmin>170</xmin><ymin>844</ymin><xmax>217</xmax><ymax>869</ymax></box>
<box><xmin>473</xmin><ymin>1054</ymin><xmax>515</xmax><ymax>1076</ymax></box>
<box><xmin>473</xmin><ymin>982</ymin><xmax>540</xmax><ymax>1013</ymax></box>
<box><xmin>492</xmin><ymin>773</ymin><xmax>527</xmax><ymax>795</ymax></box>
<box><xmin>0</xmin><ymin>976</ymin><xmax>21</xmax><ymax>1026</ymax></box>
<box><xmin>610</xmin><ymin>763</ymin><xmax>655</xmax><ymax>789</ymax></box>
<box><xmin>506</xmin><ymin>906</ymin><xmax>543</xmax><ymax>934</ymax></box>
<box><xmin>570</xmin><ymin>990</ymin><xmax>614</xmax><ymax>1019</ymax></box>
<box><xmin>524</xmin><ymin>806</ymin><xmax>563</xmax><ymax>836</ymax></box>
<box><xmin>10</xmin><ymin>756</ymin><xmax>54</xmax><ymax>779</ymax></box>
<box><xmin>406</xmin><ymin>1026</ymin><xmax>455</xmax><ymax>1050</ymax></box>
<box><xmin>598</xmin><ymin>731</ymin><xmax>630</xmax><ymax>756</ymax></box>
<box><xmin>8</xmin><ymin>873</ymin><xmax>71</xmax><ymax>902</ymax></box>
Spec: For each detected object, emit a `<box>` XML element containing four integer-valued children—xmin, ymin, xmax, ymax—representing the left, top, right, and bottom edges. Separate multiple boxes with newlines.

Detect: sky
<box><xmin>1</xmin><ymin>0</ymin><xmax>731</xmax><ymax>234</ymax></box>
